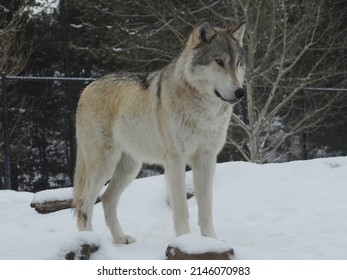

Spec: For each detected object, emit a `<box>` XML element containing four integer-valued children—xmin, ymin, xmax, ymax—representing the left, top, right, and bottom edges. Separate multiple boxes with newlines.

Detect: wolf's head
<box><xmin>179</xmin><ymin>21</ymin><xmax>246</xmax><ymax>104</ymax></box>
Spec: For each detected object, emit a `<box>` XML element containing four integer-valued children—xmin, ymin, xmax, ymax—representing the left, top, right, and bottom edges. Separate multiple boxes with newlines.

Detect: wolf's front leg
<box><xmin>165</xmin><ymin>153</ymin><xmax>190</xmax><ymax>236</ymax></box>
<box><xmin>192</xmin><ymin>151</ymin><xmax>218</xmax><ymax>238</ymax></box>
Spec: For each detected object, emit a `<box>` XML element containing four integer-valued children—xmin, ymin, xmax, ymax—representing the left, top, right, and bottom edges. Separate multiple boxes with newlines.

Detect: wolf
<box><xmin>73</xmin><ymin>20</ymin><xmax>246</xmax><ymax>244</ymax></box>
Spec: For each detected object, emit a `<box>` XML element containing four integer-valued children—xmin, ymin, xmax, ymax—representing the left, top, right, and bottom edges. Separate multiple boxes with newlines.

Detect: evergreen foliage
<box><xmin>0</xmin><ymin>0</ymin><xmax>346</xmax><ymax>191</ymax></box>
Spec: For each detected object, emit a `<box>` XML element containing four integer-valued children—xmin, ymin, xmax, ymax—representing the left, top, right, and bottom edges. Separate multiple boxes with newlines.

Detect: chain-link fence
<box><xmin>1</xmin><ymin>74</ymin><xmax>94</xmax><ymax>191</ymax></box>
<box><xmin>1</xmin><ymin>74</ymin><xmax>347</xmax><ymax>191</ymax></box>
<box><xmin>1</xmin><ymin>74</ymin><xmax>166</xmax><ymax>192</ymax></box>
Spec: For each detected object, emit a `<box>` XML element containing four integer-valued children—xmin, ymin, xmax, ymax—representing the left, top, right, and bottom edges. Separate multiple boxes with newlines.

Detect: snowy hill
<box><xmin>0</xmin><ymin>157</ymin><xmax>346</xmax><ymax>260</ymax></box>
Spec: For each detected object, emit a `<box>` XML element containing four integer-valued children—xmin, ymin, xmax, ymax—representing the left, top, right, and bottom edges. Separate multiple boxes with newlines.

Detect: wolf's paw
<box><xmin>115</xmin><ymin>234</ymin><xmax>136</xmax><ymax>245</ymax></box>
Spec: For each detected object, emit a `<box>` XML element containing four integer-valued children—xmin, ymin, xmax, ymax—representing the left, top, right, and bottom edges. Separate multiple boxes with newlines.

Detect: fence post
<box><xmin>1</xmin><ymin>73</ymin><xmax>11</xmax><ymax>190</ymax></box>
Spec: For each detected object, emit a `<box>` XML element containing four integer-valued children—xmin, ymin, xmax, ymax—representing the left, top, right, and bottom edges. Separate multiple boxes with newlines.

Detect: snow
<box><xmin>31</xmin><ymin>187</ymin><xmax>73</xmax><ymax>203</ymax></box>
<box><xmin>30</xmin><ymin>0</ymin><xmax>59</xmax><ymax>15</ymax></box>
<box><xmin>0</xmin><ymin>157</ymin><xmax>346</xmax><ymax>260</ymax></box>
<box><xmin>70</xmin><ymin>24</ymin><xmax>83</xmax><ymax>29</ymax></box>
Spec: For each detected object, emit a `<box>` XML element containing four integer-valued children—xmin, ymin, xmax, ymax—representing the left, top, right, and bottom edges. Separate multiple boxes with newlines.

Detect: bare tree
<box><xmin>0</xmin><ymin>2</ymin><xmax>32</xmax><ymax>75</ymax></box>
<box><xmin>221</xmin><ymin>0</ymin><xmax>347</xmax><ymax>163</ymax></box>
<box><xmin>132</xmin><ymin>0</ymin><xmax>347</xmax><ymax>163</ymax></box>
<box><xmin>87</xmin><ymin>0</ymin><xmax>347</xmax><ymax>163</ymax></box>
<box><xmin>1</xmin><ymin>1</ymin><xmax>33</xmax><ymax>188</ymax></box>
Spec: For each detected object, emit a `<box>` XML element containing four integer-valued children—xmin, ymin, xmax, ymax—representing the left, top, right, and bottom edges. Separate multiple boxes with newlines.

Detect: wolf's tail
<box><xmin>72</xmin><ymin>149</ymin><xmax>86</xmax><ymax>209</ymax></box>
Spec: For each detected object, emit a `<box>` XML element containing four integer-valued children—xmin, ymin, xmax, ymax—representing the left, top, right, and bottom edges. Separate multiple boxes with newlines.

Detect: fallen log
<box><xmin>30</xmin><ymin>187</ymin><xmax>102</xmax><ymax>214</ymax></box>
<box><xmin>30</xmin><ymin>197</ymin><xmax>101</xmax><ymax>214</ymax></box>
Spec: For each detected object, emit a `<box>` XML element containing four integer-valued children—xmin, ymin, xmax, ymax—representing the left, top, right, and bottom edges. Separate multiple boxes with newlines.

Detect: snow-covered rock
<box><xmin>166</xmin><ymin>234</ymin><xmax>234</xmax><ymax>260</ymax></box>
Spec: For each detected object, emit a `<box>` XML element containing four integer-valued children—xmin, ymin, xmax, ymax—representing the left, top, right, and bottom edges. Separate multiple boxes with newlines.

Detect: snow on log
<box><xmin>30</xmin><ymin>187</ymin><xmax>101</xmax><ymax>214</ymax></box>
<box><xmin>166</xmin><ymin>234</ymin><xmax>234</xmax><ymax>260</ymax></box>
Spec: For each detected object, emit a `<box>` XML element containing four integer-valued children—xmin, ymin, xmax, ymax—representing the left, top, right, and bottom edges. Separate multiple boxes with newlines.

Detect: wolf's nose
<box><xmin>235</xmin><ymin>88</ymin><xmax>246</xmax><ymax>99</ymax></box>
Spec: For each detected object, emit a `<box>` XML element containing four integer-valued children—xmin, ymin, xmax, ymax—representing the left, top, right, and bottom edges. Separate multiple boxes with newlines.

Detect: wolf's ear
<box><xmin>188</xmin><ymin>21</ymin><xmax>216</xmax><ymax>48</ymax></box>
<box><xmin>228</xmin><ymin>22</ymin><xmax>246</xmax><ymax>47</ymax></box>
<box><xmin>198</xmin><ymin>21</ymin><xmax>216</xmax><ymax>43</ymax></box>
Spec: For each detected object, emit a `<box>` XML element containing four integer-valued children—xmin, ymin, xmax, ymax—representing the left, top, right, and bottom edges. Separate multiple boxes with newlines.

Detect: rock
<box><xmin>165</xmin><ymin>234</ymin><xmax>234</xmax><ymax>260</ymax></box>
<box><xmin>166</xmin><ymin>246</ymin><xmax>234</xmax><ymax>260</ymax></box>
<box><xmin>65</xmin><ymin>243</ymin><xmax>99</xmax><ymax>260</ymax></box>
<box><xmin>60</xmin><ymin>232</ymin><xmax>102</xmax><ymax>260</ymax></box>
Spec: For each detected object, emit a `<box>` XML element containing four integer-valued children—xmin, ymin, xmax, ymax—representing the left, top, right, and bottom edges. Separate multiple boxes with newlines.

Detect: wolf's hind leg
<box><xmin>75</xmin><ymin>149</ymin><xmax>119</xmax><ymax>232</ymax></box>
<box><xmin>102</xmin><ymin>152</ymin><xmax>141</xmax><ymax>244</ymax></box>
<box><xmin>76</xmin><ymin>175</ymin><xmax>104</xmax><ymax>231</ymax></box>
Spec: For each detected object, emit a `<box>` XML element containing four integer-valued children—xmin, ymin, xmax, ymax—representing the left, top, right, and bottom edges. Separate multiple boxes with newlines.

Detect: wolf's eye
<box><xmin>215</xmin><ymin>59</ymin><xmax>224</xmax><ymax>67</ymax></box>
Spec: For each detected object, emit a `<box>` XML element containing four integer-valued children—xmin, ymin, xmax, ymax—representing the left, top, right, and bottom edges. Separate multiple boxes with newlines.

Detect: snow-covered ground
<box><xmin>0</xmin><ymin>157</ymin><xmax>346</xmax><ymax>260</ymax></box>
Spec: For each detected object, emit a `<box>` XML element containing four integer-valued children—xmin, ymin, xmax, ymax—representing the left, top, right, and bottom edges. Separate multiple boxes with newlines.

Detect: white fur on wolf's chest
<box><xmin>172</xmin><ymin>107</ymin><xmax>232</xmax><ymax>155</ymax></box>
<box><xmin>115</xmin><ymin>103</ymin><xmax>232</xmax><ymax>165</ymax></box>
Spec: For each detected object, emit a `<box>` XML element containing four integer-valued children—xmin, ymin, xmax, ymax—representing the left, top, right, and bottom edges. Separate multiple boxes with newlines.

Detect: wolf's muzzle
<box><xmin>214</xmin><ymin>87</ymin><xmax>246</xmax><ymax>104</ymax></box>
<box><xmin>235</xmin><ymin>88</ymin><xmax>246</xmax><ymax>100</ymax></box>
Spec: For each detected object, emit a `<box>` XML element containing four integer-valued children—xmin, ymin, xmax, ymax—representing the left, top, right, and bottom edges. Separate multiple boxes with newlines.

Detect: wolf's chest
<box><xmin>173</xmin><ymin>110</ymin><xmax>231</xmax><ymax>153</ymax></box>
